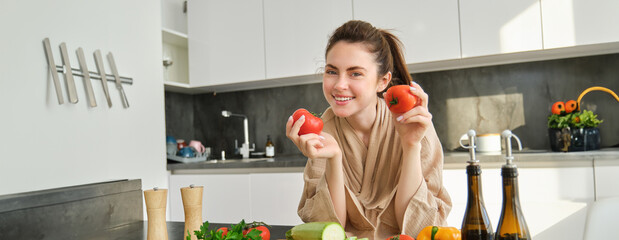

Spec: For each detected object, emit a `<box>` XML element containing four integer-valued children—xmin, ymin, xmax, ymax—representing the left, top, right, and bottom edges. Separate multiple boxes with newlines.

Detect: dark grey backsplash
<box><xmin>166</xmin><ymin>84</ymin><xmax>329</xmax><ymax>158</ymax></box>
<box><xmin>165</xmin><ymin>53</ymin><xmax>619</xmax><ymax>156</ymax></box>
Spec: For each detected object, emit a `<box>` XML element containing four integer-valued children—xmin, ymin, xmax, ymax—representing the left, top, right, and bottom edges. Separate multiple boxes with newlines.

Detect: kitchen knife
<box><xmin>76</xmin><ymin>48</ymin><xmax>97</xmax><ymax>107</ymax></box>
<box><xmin>107</xmin><ymin>52</ymin><xmax>129</xmax><ymax>108</ymax></box>
<box><xmin>43</xmin><ymin>38</ymin><xmax>64</xmax><ymax>104</ymax></box>
<box><xmin>94</xmin><ymin>50</ymin><xmax>113</xmax><ymax>107</ymax></box>
<box><xmin>59</xmin><ymin>43</ymin><xmax>78</xmax><ymax>103</ymax></box>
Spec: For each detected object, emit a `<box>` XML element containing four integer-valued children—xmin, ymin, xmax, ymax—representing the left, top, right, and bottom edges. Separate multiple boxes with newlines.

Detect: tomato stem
<box><xmin>389</xmin><ymin>96</ymin><xmax>399</xmax><ymax>107</ymax></box>
<box><xmin>246</xmin><ymin>221</ymin><xmax>272</xmax><ymax>229</ymax></box>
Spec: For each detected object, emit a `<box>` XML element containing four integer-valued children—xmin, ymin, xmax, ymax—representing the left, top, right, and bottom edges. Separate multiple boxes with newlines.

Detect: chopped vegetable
<box><xmin>285</xmin><ymin>222</ymin><xmax>346</xmax><ymax>240</ymax></box>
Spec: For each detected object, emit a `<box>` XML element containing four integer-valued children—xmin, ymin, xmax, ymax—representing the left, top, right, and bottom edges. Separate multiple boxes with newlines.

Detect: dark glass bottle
<box><xmin>462</xmin><ymin>165</ymin><xmax>495</xmax><ymax>240</ymax></box>
<box><xmin>265</xmin><ymin>135</ymin><xmax>275</xmax><ymax>157</ymax></box>
<box><xmin>461</xmin><ymin>130</ymin><xmax>494</xmax><ymax>240</ymax></box>
<box><xmin>496</xmin><ymin>130</ymin><xmax>530</xmax><ymax>240</ymax></box>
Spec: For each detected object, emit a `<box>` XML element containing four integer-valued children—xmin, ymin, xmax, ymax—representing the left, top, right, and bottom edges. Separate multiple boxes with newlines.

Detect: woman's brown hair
<box><xmin>325</xmin><ymin>20</ymin><xmax>412</xmax><ymax>97</ymax></box>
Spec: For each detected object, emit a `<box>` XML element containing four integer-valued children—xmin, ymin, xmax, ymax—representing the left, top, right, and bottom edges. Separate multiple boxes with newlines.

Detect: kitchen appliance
<box><xmin>144</xmin><ymin>188</ymin><xmax>168</xmax><ymax>240</ymax></box>
<box><xmin>181</xmin><ymin>185</ymin><xmax>203</xmax><ymax>240</ymax></box>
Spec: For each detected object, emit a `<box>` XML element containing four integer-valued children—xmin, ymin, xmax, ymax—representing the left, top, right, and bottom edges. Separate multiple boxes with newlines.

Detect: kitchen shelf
<box><xmin>162</xmin><ymin>28</ymin><xmax>187</xmax><ymax>48</ymax></box>
<box><xmin>162</xmin><ymin>27</ymin><xmax>189</xmax><ymax>90</ymax></box>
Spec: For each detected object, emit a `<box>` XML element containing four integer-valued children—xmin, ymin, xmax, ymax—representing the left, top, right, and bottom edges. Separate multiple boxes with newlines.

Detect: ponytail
<box><xmin>377</xmin><ymin>30</ymin><xmax>412</xmax><ymax>97</ymax></box>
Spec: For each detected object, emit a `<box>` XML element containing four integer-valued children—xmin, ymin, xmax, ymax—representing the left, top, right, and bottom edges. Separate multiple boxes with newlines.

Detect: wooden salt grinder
<box><xmin>144</xmin><ymin>188</ymin><xmax>168</xmax><ymax>240</ymax></box>
<box><xmin>181</xmin><ymin>184</ymin><xmax>204</xmax><ymax>240</ymax></box>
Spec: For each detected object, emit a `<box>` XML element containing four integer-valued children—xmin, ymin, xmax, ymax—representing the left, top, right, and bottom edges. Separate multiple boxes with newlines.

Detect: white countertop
<box><xmin>444</xmin><ymin>148</ymin><xmax>619</xmax><ymax>169</ymax></box>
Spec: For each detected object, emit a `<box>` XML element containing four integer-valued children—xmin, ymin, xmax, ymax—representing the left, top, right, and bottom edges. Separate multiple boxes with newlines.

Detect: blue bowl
<box><xmin>177</xmin><ymin>147</ymin><xmax>195</xmax><ymax>158</ymax></box>
<box><xmin>166</xmin><ymin>136</ymin><xmax>177</xmax><ymax>144</ymax></box>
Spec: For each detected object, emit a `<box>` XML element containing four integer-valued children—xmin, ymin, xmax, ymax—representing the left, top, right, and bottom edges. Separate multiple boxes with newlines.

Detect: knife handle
<box><xmin>59</xmin><ymin>43</ymin><xmax>78</xmax><ymax>104</ymax></box>
<box><xmin>94</xmin><ymin>50</ymin><xmax>113</xmax><ymax>107</ymax></box>
<box><xmin>43</xmin><ymin>38</ymin><xmax>64</xmax><ymax>104</ymax></box>
<box><xmin>119</xmin><ymin>88</ymin><xmax>129</xmax><ymax>108</ymax></box>
<box><xmin>76</xmin><ymin>48</ymin><xmax>97</xmax><ymax>107</ymax></box>
<box><xmin>107</xmin><ymin>52</ymin><xmax>129</xmax><ymax>108</ymax></box>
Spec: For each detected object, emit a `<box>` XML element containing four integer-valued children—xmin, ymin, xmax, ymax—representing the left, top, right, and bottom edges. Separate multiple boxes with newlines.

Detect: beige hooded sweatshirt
<box><xmin>298</xmin><ymin>98</ymin><xmax>452</xmax><ymax>240</ymax></box>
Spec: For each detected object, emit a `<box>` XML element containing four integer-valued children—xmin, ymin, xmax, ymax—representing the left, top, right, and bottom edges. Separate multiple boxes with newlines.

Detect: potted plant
<box><xmin>547</xmin><ymin>86</ymin><xmax>617</xmax><ymax>152</ymax></box>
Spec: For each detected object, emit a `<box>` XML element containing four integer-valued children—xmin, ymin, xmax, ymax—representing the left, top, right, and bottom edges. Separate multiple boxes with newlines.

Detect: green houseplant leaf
<box><xmin>548</xmin><ymin>110</ymin><xmax>602</xmax><ymax>129</ymax></box>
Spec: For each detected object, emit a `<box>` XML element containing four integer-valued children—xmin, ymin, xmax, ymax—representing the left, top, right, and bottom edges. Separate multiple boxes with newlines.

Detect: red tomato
<box><xmin>386</xmin><ymin>234</ymin><xmax>415</xmax><ymax>240</ymax></box>
<box><xmin>217</xmin><ymin>227</ymin><xmax>229</xmax><ymax>238</ymax></box>
<box><xmin>292</xmin><ymin>108</ymin><xmax>323</xmax><ymax>136</ymax></box>
<box><xmin>565</xmin><ymin>100</ymin><xmax>578</xmax><ymax>113</ymax></box>
<box><xmin>385</xmin><ymin>85</ymin><xmax>420</xmax><ymax>114</ymax></box>
<box><xmin>551</xmin><ymin>101</ymin><xmax>565</xmax><ymax>115</ymax></box>
<box><xmin>243</xmin><ymin>226</ymin><xmax>270</xmax><ymax>240</ymax></box>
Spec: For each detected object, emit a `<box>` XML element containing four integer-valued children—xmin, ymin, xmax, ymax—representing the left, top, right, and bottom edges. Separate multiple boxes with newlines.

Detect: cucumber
<box><xmin>345</xmin><ymin>237</ymin><xmax>357</xmax><ymax>240</ymax></box>
<box><xmin>286</xmin><ymin>222</ymin><xmax>346</xmax><ymax>240</ymax></box>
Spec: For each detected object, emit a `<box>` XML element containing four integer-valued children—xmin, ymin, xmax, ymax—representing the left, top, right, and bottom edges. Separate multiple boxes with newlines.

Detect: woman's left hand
<box><xmin>385</xmin><ymin>82</ymin><xmax>433</xmax><ymax>148</ymax></box>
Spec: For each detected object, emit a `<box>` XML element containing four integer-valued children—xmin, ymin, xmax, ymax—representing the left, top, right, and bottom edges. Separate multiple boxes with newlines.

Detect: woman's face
<box><xmin>323</xmin><ymin>41</ymin><xmax>389</xmax><ymax>118</ymax></box>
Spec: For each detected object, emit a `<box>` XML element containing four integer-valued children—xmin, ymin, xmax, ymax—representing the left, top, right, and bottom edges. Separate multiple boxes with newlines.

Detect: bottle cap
<box><xmin>459</xmin><ymin>129</ymin><xmax>479</xmax><ymax>164</ymax></box>
<box><xmin>501</xmin><ymin>130</ymin><xmax>522</xmax><ymax>168</ymax></box>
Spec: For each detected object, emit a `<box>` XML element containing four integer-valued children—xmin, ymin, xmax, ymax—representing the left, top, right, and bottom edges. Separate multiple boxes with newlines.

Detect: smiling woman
<box><xmin>285</xmin><ymin>20</ymin><xmax>452</xmax><ymax>239</ymax></box>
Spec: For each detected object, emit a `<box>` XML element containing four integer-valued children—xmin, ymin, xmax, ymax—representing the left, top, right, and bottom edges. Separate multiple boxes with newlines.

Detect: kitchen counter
<box><xmin>167</xmin><ymin>148</ymin><xmax>619</xmax><ymax>174</ymax></box>
<box><xmin>101</xmin><ymin>221</ymin><xmax>291</xmax><ymax>240</ymax></box>
<box><xmin>167</xmin><ymin>154</ymin><xmax>308</xmax><ymax>173</ymax></box>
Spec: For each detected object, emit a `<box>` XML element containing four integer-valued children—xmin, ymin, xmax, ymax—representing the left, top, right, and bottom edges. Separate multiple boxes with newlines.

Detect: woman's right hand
<box><xmin>286</xmin><ymin>115</ymin><xmax>341</xmax><ymax>160</ymax></box>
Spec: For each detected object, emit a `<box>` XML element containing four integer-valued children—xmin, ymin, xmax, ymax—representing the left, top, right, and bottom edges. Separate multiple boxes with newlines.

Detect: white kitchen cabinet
<box><xmin>250</xmin><ymin>173</ymin><xmax>305</xmax><ymax>225</ymax></box>
<box><xmin>187</xmin><ymin>0</ymin><xmax>265</xmax><ymax>87</ymax></box>
<box><xmin>541</xmin><ymin>0</ymin><xmax>619</xmax><ymax>49</ymax></box>
<box><xmin>169</xmin><ymin>174</ymin><xmax>252</xmax><ymax>223</ymax></box>
<box><xmin>593</xmin><ymin>156</ymin><xmax>619</xmax><ymax>199</ymax></box>
<box><xmin>263</xmin><ymin>0</ymin><xmax>352</xmax><ymax>79</ymax></box>
<box><xmin>169</xmin><ymin>172</ymin><xmax>305</xmax><ymax>225</ymax></box>
<box><xmin>161</xmin><ymin>0</ymin><xmax>188</xmax><ymax>35</ymax></box>
<box><xmin>353</xmin><ymin>0</ymin><xmax>461</xmax><ymax>64</ymax></box>
<box><xmin>459</xmin><ymin>0</ymin><xmax>543</xmax><ymax>58</ymax></box>
<box><xmin>443</xmin><ymin>166</ymin><xmax>594</xmax><ymax>240</ymax></box>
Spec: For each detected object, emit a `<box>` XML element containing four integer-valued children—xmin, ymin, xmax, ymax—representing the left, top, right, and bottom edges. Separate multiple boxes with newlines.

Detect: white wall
<box><xmin>0</xmin><ymin>0</ymin><xmax>167</xmax><ymax>195</ymax></box>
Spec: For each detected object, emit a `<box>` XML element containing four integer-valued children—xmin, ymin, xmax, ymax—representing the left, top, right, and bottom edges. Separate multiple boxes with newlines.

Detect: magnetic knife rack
<box><xmin>43</xmin><ymin>38</ymin><xmax>132</xmax><ymax>108</ymax></box>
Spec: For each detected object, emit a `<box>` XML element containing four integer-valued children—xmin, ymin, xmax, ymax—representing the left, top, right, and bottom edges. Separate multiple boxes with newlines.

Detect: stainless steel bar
<box><xmin>43</xmin><ymin>38</ymin><xmax>64</xmax><ymax>104</ymax></box>
<box><xmin>59</xmin><ymin>43</ymin><xmax>78</xmax><ymax>103</ymax></box>
<box><xmin>76</xmin><ymin>48</ymin><xmax>97</xmax><ymax>107</ymax></box>
<box><xmin>55</xmin><ymin>65</ymin><xmax>133</xmax><ymax>83</ymax></box>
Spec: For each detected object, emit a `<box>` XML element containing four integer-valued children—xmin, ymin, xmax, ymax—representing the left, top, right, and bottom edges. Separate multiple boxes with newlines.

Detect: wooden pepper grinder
<box><xmin>144</xmin><ymin>187</ymin><xmax>168</xmax><ymax>240</ymax></box>
<box><xmin>181</xmin><ymin>184</ymin><xmax>204</xmax><ymax>240</ymax></box>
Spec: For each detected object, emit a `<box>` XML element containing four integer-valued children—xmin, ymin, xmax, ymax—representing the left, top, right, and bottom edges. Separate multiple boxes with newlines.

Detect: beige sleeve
<box><xmin>377</xmin><ymin>128</ymin><xmax>453</xmax><ymax>238</ymax></box>
<box><xmin>297</xmin><ymin>157</ymin><xmax>341</xmax><ymax>223</ymax></box>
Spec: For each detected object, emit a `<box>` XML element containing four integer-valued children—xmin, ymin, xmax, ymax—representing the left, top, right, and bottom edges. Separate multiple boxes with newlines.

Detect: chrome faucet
<box><xmin>221</xmin><ymin>110</ymin><xmax>254</xmax><ymax>159</ymax></box>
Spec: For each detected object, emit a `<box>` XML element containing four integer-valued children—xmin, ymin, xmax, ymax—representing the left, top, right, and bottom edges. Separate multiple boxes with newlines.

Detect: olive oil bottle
<box><xmin>496</xmin><ymin>130</ymin><xmax>530</xmax><ymax>240</ymax></box>
<box><xmin>461</xmin><ymin>130</ymin><xmax>494</xmax><ymax>240</ymax></box>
